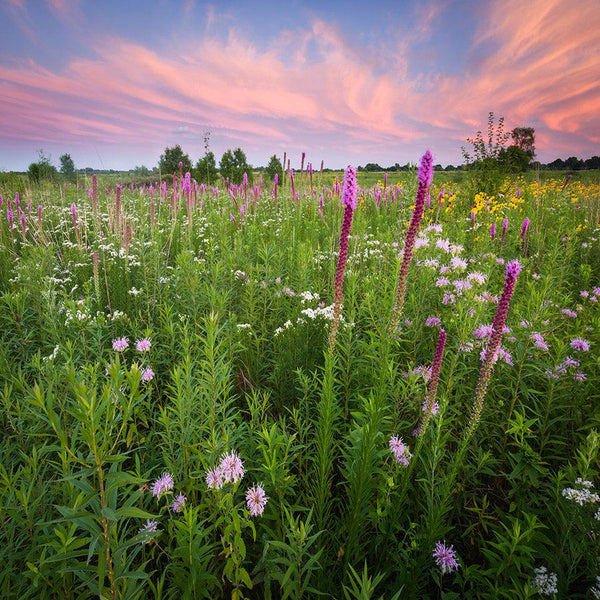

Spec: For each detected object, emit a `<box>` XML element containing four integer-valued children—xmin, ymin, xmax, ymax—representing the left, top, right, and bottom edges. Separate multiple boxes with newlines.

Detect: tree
<box><xmin>28</xmin><ymin>150</ymin><xmax>58</xmax><ymax>184</ymax></box>
<box><xmin>511</xmin><ymin>127</ymin><xmax>536</xmax><ymax>159</ymax></box>
<box><xmin>265</xmin><ymin>154</ymin><xmax>283</xmax><ymax>183</ymax></box>
<box><xmin>158</xmin><ymin>145</ymin><xmax>192</xmax><ymax>177</ymax></box>
<box><xmin>461</xmin><ymin>112</ymin><xmax>512</xmax><ymax>195</ymax></box>
<box><xmin>59</xmin><ymin>153</ymin><xmax>76</xmax><ymax>182</ymax></box>
<box><xmin>194</xmin><ymin>151</ymin><xmax>218</xmax><ymax>185</ymax></box>
<box><xmin>219</xmin><ymin>148</ymin><xmax>252</xmax><ymax>185</ymax></box>
<box><xmin>499</xmin><ymin>146</ymin><xmax>531</xmax><ymax>173</ymax></box>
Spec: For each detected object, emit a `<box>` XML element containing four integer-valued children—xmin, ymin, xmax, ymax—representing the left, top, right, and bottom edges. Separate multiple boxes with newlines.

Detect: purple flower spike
<box><xmin>469</xmin><ymin>260</ymin><xmax>521</xmax><ymax>435</ymax></box>
<box><xmin>391</xmin><ymin>150</ymin><xmax>434</xmax><ymax>329</ymax></box>
<box><xmin>328</xmin><ymin>166</ymin><xmax>357</xmax><ymax>353</ymax></box>
<box><xmin>417</xmin><ymin>149</ymin><xmax>434</xmax><ymax>187</ymax></box>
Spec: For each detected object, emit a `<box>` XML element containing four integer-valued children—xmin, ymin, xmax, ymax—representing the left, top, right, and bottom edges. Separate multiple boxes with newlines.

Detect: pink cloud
<box><xmin>1</xmin><ymin>1</ymin><xmax>599</xmax><ymax>167</ymax></box>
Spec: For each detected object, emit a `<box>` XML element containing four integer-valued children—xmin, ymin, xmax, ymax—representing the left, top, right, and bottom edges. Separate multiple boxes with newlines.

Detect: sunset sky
<box><xmin>1</xmin><ymin>0</ymin><xmax>599</xmax><ymax>172</ymax></box>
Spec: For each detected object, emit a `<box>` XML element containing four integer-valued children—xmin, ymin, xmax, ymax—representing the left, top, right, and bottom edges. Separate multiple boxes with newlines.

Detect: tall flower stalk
<box><xmin>467</xmin><ymin>260</ymin><xmax>522</xmax><ymax>437</ymax></box>
<box><xmin>390</xmin><ymin>150</ymin><xmax>434</xmax><ymax>331</ymax></box>
<box><xmin>328</xmin><ymin>165</ymin><xmax>357</xmax><ymax>354</ymax></box>
<box><xmin>421</xmin><ymin>327</ymin><xmax>447</xmax><ymax>434</ymax></box>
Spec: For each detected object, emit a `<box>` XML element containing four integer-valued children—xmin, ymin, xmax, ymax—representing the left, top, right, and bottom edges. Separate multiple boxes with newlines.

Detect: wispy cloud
<box><xmin>0</xmin><ymin>0</ymin><xmax>599</xmax><ymax>168</ymax></box>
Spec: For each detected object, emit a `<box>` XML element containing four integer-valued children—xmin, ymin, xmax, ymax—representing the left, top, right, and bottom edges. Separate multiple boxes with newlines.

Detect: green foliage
<box><xmin>220</xmin><ymin>148</ymin><xmax>252</xmax><ymax>185</ymax></box>
<box><xmin>0</xmin><ymin>165</ymin><xmax>599</xmax><ymax>598</ymax></box>
<box><xmin>194</xmin><ymin>151</ymin><xmax>218</xmax><ymax>185</ymax></box>
<box><xmin>28</xmin><ymin>150</ymin><xmax>58</xmax><ymax>184</ymax></box>
<box><xmin>265</xmin><ymin>154</ymin><xmax>283</xmax><ymax>184</ymax></box>
<box><xmin>59</xmin><ymin>153</ymin><xmax>76</xmax><ymax>182</ymax></box>
<box><xmin>158</xmin><ymin>144</ymin><xmax>192</xmax><ymax>177</ymax></box>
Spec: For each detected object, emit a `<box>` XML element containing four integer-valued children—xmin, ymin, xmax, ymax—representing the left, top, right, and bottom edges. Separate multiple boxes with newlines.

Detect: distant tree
<box><xmin>584</xmin><ymin>156</ymin><xmax>600</xmax><ymax>169</ymax></box>
<box><xmin>131</xmin><ymin>165</ymin><xmax>151</xmax><ymax>176</ymax></box>
<box><xmin>265</xmin><ymin>154</ymin><xmax>283</xmax><ymax>183</ymax></box>
<box><xmin>363</xmin><ymin>163</ymin><xmax>383</xmax><ymax>172</ymax></box>
<box><xmin>499</xmin><ymin>146</ymin><xmax>531</xmax><ymax>173</ymax></box>
<box><xmin>511</xmin><ymin>127</ymin><xmax>536</xmax><ymax>159</ymax></box>
<box><xmin>565</xmin><ymin>156</ymin><xmax>584</xmax><ymax>170</ymax></box>
<box><xmin>194</xmin><ymin>151</ymin><xmax>218</xmax><ymax>185</ymax></box>
<box><xmin>158</xmin><ymin>145</ymin><xmax>192</xmax><ymax>177</ymax></box>
<box><xmin>28</xmin><ymin>150</ymin><xmax>58</xmax><ymax>184</ymax></box>
<box><xmin>445</xmin><ymin>165</ymin><xmax>456</xmax><ymax>171</ymax></box>
<box><xmin>59</xmin><ymin>153</ymin><xmax>76</xmax><ymax>182</ymax></box>
<box><xmin>219</xmin><ymin>148</ymin><xmax>252</xmax><ymax>185</ymax></box>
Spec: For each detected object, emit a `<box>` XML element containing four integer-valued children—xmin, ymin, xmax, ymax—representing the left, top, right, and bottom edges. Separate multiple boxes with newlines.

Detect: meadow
<box><xmin>0</xmin><ymin>157</ymin><xmax>599</xmax><ymax>599</ymax></box>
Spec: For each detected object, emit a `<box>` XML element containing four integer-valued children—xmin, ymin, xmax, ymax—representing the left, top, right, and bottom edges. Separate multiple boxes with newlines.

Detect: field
<box><xmin>1</xmin><ymin>160</ymin><xmax>599</xmax><ymax>599</ymax></box>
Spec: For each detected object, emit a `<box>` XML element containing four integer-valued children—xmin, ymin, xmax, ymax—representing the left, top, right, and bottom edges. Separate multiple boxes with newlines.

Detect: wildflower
<box><xmin>531</xmin><ymin>566</ymin><xmax>558</xmax><ymax>596</ymax></box>
<box><xmin>520</xmin><ymin>217</ymin><xmax>530</xmax><ymax>239</ymax></box>
<box><xmin>112</xmin><ymin>337</ymin><xmax>129</xmax><ymax>352</ymax></box>
<box><xmin>442</xmin><ymin>292</ymin><xmax>456</xmax><ymax>305</ymax></box>
<box><xmin>328</xmin><ymin>166</ymin><xmax>357</xmax><ymax>353</ymax></box>
<box><xmin>561</xmin><ymin>479</ymin><xmax>600</xmax><ymax>505</ymax></box>
<box><xmin>139</xmin><ymin>519</ymin><xmax>159</xmax><ymax>543</ymax></box>
<box><xmin>391</xmin><ymin>150</ymin><xmax>434</xmax><ymax>330</ymax></box>
<box><xmin>151</xmin><ymin>472</ymin><xmax>174</xmax><ymax>498</ymax></box>
<box><xmin>389</xmin><ymin>435</ymin><xmax>412</xmax><ymax>466</ymax></box>
<box><xmin>450</xmin><ymin>256</ymin><xmax>467</xmax><ymax>270</ymax></box>
<box><xmin>453</xmin><ymin>279</ymin><xmax>472</xmax><ymax>292</ymax></box>
<box><xmin>562</xmin><ymin>308</ymin><xmax>577</xmax><ymax>318</ymax></box>
<box><xmin>141</xmin><ymin>367</ymin><xmax>154</xmax><ymax>382</ymax></box>
<box><xmin>172</xmin><ymin>493</ymin><xmax>186</xmax><ymax>512</ymax></box>
<box><xmin>246</xmin><ymin>484</ymin><xmax>268</xmax><ymax>517</ymax></box>
<box><xmin>206</xmin><ymin>467</ymin><xmax>224</xmax><ymax>490</ymax></box>
<box><xmin>591</xmin><ymin>576</ymin><xmax>600</xmax><ymax>599</ymax></box>
<box><xmin>219</xmin><ymin>450</ymin><xmax>245</xmax><ymax>484</ymax></box>
<box><xmin>436</xmin><ymin>277</ymin><xmax>450</xmax><ymax>287</ymax></box>
<box><xmin>425</xmin><ymin>316</ymin><xmax>441</xmax><ymax>327</ymax></box>
<box><xmin>473</xmin><ymin>324</ymin><xmax>493</xmax><ymax>339</ymax></box>
<box><xmin>433</xmin><ymin>541</ymin><xmax>460</xmax><ymax>574</ymax></box>
<box><xmin>468</xmin><ymin>261</ymin><xmax>521</xmax><ymax>436</ymax></box>
<box><xmin>422</xmin><ymin>399</ymin><xmax>439</xmax><ymax>415</ymax></box>
<box><xmin>136</xmin><ymin>338</ymin><xmax>152</xmax><ymax>352</ymax></box>
<box><xmin>570</xmin><ymin>338</ymin><xmax>590</xmax><ymax>352</ymax></box>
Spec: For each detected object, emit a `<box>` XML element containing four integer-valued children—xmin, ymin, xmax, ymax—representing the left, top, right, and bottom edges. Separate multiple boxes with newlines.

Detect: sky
<box><xmin>1</xmin><ymin>0</ymin><xmax>599</xmax><ymax>172</ymax></box>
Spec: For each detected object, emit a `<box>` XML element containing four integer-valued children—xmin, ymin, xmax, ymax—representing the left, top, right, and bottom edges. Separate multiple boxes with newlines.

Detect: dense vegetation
<box><xmin>0</xmin><ymin>161</ymin><xmax>599</xmax><ymax>599</ymax></box>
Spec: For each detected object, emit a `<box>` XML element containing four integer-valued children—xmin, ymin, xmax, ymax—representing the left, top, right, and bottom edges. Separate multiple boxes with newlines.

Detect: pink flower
<box><xmin>112</xmin><ymin>337</ymin><xmax>129</xmax><ymax>352</ymax></box>
<box><xmin>246</xmin><ymin>485</ymin><xmax>268</xmax><ymax>517</ymax></box>
<box><xmin>141</xmin><ymin>367</ymin><xmax>154</xmax><ymax>382</ymax></box>
<box><xmin>172</xmin><ymin>493</ymin><xmax>187</xmax><ymax>512</ymax></box>
<box><xmin>136</xmin><ymin>338</ymin><xmax>152</xmax><ymax>352</ymax></box>
<box><xmin>151</xmin><ymin>472</ymin><xmax>174</xmax><ymax>498</ymax></box>
<box><xmin>570</xmin><ymin>338</ymin><xmax>590</xmax><ymax>352</ymax></box>
<box><xmin>433</xmin><ymin>541</ymin><xmax>460</xmax><ymax>574</ymax></box>
<box><xmin>206</xmin><ymin>467</ymin><xmax>224</xmax><ymax>490</ymax></box>
<box><xmin>219</xmin><ymin>450</ymin><xmax>245</xmax><ymax>484</ymax></box>
<box><xmin>389</xmin><ymin>435</ymin><xmax>412</xmax><ymax>466</ymax></box>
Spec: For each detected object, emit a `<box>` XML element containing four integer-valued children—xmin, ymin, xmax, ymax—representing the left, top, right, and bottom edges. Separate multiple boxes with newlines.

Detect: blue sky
<box><xmin>1</xmin><ymin>0</ymin><xmax>599</xmax><ymax>171</ymax></box>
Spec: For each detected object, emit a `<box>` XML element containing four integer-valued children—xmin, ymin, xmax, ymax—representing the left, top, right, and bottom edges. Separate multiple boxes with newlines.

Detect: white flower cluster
<box><xmin>43</xmin><ymin>345</ymin><xmax>60</xmax><ymax>363</ymax></box>
<box><xmin>299</xmin><ymin>291</ymin><xmax>320</xmax><ymax>303</ymax></box>
<box><xmin>561</xmin><ymin>478</ymin><xmax>600</xmax><ymax>506</ymax></box>
<box><xmin>274</xmin><ymin>304</ymin><xmax>341</xmax><ymax>337</ymax></box>
<box><xmin>591</xmin><ymin>575</ymin><xmax>600</xmax><ymax>599</ymax></box>
<box><xmin>531</xmin><ymin>566</ymin><xmax>558</xmax><ymax>596</ymax></box>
